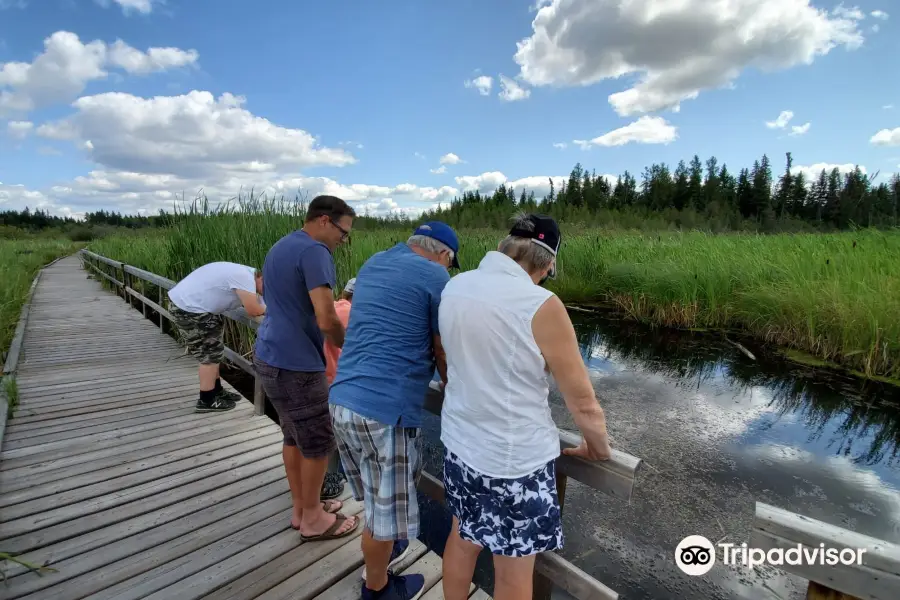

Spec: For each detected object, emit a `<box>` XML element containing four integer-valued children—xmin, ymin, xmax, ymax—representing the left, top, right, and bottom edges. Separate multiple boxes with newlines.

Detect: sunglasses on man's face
<box><xmin>329</xmin><ymin>219</ymin><xmax>350</xmax><ymax>240</ymax></box>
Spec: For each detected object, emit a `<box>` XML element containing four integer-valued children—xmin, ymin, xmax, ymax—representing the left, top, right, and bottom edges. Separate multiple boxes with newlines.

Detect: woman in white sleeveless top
<box><xmin>438</xmin><ymin>213</ymin><xmax>613</xmax><ymax>600</ymax></box>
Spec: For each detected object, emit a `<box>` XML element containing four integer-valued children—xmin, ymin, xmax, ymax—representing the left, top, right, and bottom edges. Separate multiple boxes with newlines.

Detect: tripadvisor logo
<box><xmin>674</xmin><ymin>535</ymin><xmax>867</xmax><ymax>576</ymax></box>
<box><xmin>675</xmin><ymin>535</ymin><xmax>716</xmax><ymax>576</ymax></box>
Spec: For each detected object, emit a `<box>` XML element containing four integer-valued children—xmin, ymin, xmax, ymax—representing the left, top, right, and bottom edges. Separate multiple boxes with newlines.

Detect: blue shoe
<box><xmin>360</xmin><ymin>539</ymin><xmax>411</xmax><ymax>580</ymax></box>
<box><xmin>361</xmin><ymin>572</ymin><xmax>425</xmax><ymax>600</ymax></box>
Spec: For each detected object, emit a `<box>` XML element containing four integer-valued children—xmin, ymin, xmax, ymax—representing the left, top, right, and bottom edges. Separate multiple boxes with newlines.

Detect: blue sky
<box><xmin>1</xmin><ymin>0</ymin><xmax>898</xmax><ymax>218</ymax></box>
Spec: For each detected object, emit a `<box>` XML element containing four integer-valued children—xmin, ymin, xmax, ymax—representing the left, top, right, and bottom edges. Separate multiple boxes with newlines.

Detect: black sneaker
<box><xmin>361</xmin><ymin>572</ymin><xmax>424</xmax><ymax>600</ymax></box>
<box><xmin>195</xmin><ymin>396</ymin><xmax>237</xmax><ymax>413</ymax></box>
<box><xmin>321</xmin><ymin>472</ymin><xmax>344</xmax><ymax>500</ymax></box>
<box><xmin>215</xmin><ymin>387</ymin><xmax>243</xmax><ymax>404</ymax></box>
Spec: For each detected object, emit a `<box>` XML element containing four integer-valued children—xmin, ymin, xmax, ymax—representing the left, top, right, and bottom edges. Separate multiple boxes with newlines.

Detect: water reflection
<box><xmin>552</xmin><ymin>314</ymin><xmax>900</xmax><ymax>599</ymax></box>
<box><xmin>573</xmin><ymin>314</ymin><xmax>900</xmax><ymax>468</ymax></box>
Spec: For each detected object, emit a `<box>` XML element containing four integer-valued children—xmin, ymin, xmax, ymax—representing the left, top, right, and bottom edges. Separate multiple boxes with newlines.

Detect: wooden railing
<box><xmin>78</xmin><ymin>248</ymin><xmax>900</xmax><ymax>600</ymax></box>
<box><xmin>751</xmin><ymin>502</ymin><xmax>900</xmax><ymax>600</ymax></box>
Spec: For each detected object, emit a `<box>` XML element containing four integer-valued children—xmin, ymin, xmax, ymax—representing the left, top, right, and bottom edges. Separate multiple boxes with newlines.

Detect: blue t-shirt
<box><xmin>330</xmin><ymin>243</ymin><xmax>450</xmax><ymax>427</ymax></box>
<box><xmin>255</xmin><ymin>230</ymin><xmax>336</xmax><ymax>372</ymax></box>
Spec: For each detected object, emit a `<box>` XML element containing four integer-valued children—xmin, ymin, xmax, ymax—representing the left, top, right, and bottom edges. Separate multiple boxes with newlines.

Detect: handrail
<box><xmin>751</xmin><ymin>502</ymin><xmax>900</xmax><ymax>599</ymax></box>
<box><xmin>423</xmin><ymin>388</ymin><xmax>639</xmax><ymax>501</ymax></box>
<box><xmin>77</xmin><ymin>248</ymin><xmax>638</xmax><ymax>600</ymax></box>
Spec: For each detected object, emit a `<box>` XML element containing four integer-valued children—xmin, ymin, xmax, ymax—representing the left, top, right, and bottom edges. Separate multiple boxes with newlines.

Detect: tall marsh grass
<box><xmin>87</xmin><ymin>202</ymin><xmax>900</xmax><ymax>379</ymax></box>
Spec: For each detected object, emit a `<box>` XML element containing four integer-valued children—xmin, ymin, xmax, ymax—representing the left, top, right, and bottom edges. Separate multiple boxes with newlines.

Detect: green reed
<box><xmin>87</xmin><ymin>202</ymin><xmax>900</xmax><ymax>379</ymax></box>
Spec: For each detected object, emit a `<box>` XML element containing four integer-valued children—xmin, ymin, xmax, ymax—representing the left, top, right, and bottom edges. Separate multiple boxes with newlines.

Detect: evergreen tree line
<box><xmin>5</xmin><ymin>152</ymin><xmax>900</xmax><ymax>235</ymax></box>
<box><xmin>424</xmin><ymin>152</ymin><xmax>900</xmax><ymax>232</ymax></box>
<box><xmin>1</xmin><ymin>208</ymin><xmax>178</xmax><ymax>231</ymax></box>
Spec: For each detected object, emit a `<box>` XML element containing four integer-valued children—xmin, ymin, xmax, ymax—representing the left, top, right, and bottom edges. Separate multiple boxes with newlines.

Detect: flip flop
<box><xmin>290</xmin><ymin>499</ymin><xmax>343</xmax><ymax>530</ymax></box>
<box><xmin>298</xmin><ymin>512</ymin><xmax>359</xmax><ymax>542</ymax></box>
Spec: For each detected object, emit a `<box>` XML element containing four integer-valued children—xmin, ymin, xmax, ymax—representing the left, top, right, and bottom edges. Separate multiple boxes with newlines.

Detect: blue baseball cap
<box><xmin>413</xmin><ymin>221</ymin><xmax>460</xmax><ymax>268</ymax></box>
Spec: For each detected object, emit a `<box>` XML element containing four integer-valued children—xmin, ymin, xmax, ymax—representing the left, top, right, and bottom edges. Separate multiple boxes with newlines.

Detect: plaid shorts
<box><xmin>169</xmin><ymin>303</ymin><xmax>225</xmax><ymax>364</ymax></box>
<box><xmin>329</xmin><ymin>404</ymin><xmax>422</xmax><ymax>541</ymax></box>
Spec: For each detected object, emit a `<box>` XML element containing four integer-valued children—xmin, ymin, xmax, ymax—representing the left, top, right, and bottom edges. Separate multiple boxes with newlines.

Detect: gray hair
<box><xmin>498</xmin><ymin>212</ymin><xmax>554</xmax><ymax>273</ymax></box>
<box><xmin>407</xmin><ymin>234</ymin><xmax>455</xmax><ymax>262</ymax></box>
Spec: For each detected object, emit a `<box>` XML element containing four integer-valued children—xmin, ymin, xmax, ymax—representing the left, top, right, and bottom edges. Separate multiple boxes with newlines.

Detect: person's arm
<box><xmin>532</xmin><ymin>295</ymin><xmax>611</xmax><ymax>461</ymax></box>
<box><xmin>309</xmin><ymin>286</ymin><xmax>345</xmax><ymax>348</ymax></box>
<box><xmin>433</xmin><ymin>333</ymin><xmax>448</xmax><ymax>386</ymax></box>
<box><xmin>299</xmin><ymin>247</ymin><xmax>345</xmax><ymax>348</ymax></box>
<box><xmin>430</xmin><ymin>272</ymin><xmax>449</xmax><ymax>387</ymax></box>
<box><xmin>234</xmin><ymin>289</ymin><xmax>266</xmax><ymax>318</ymax></box>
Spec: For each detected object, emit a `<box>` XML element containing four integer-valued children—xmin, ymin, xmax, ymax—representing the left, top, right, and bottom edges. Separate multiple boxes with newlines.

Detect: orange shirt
<box><xmin>324</xmin><ymin>299</ymin><xmax>352</xmax><ymax>384</ymax></box>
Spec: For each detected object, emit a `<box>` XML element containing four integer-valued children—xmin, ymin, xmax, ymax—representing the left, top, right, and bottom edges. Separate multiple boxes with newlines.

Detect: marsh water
<box><xmin>413</xmin><ymin>314</ymin><xmax>900</xmax><ymax>600</ymax></box>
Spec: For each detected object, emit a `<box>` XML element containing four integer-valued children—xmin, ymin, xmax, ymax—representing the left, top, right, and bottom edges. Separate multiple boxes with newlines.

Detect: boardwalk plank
<box><xmin>203</xmin><ymin>514</ymin><xmax>365</xmax><ymax>600</ymax></box>
<box><xmin>0</xmin><ymin>420</ymin><xmax>274</xmax><ymax>494</ymax></box>
<box><xmin>1</xmin><ymin>469</ymin><xmax>286</xmax><ymax>581</ymax></box>
<box><xmin>246</xmin><ymin>528</ymin><xmax>367</xmax><ymax>600</ymax></box>
<box><xmin>0</xmin><ymin>431</ymin><xmax>283</xmax><ymax>511</ymax></box>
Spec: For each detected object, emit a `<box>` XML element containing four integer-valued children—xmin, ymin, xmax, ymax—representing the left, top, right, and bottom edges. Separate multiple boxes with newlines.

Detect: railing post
<box><xmin>141</xmin><ymin>279</ymin><xmax>148</xmax><ymax>319</ymax></box>
<box><xmin>122</xmin><ymin>265</ymin><xmax>129</xmax><ymax>303</ymax></box>
<box><xmin>534</xmin><ymin>469</ymin><xmax>569</xmax><ymax>600</ymax></box>
<box><xmin>253</xmin><ymin>374</ymin><xmax>265</xmax><ymax>416</ymax></box>
<box><xmin>158</xmin><ymin>286</ymin><xmax>166</xmax><ymax>334</ymax></box>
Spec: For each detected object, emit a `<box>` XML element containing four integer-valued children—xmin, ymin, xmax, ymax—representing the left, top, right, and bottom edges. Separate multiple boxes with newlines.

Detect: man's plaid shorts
<box><xmin>329</xmin><ymin>404</ymin><xmax>422</xmax><ymax>541</ymax></box>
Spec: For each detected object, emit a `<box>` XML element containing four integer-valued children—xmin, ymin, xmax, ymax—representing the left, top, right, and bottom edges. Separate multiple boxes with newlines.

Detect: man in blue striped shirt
<box><xmin>329</xmin><ymin>222</ymin><xmax>460</xmax><ymax>600</ymax></box>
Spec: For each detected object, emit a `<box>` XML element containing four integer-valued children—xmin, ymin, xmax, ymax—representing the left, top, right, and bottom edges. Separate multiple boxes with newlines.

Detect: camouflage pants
<box><xmin>169</xmin><ymin>303</ymin><xmax>225</xmax><ymax>365</ymax></box>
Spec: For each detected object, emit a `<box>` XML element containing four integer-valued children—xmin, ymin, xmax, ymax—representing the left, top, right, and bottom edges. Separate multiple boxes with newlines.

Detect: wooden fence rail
<box><xmin>751</xmin><ymin>502</ymin><xmax>900</xmax><ymax>600</ymax></box>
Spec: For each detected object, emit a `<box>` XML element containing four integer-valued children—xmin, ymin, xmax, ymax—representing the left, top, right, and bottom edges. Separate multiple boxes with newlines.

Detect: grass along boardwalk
<box><xmin>0</xmin><ymin>256</ymin><xmax>475</xmax><ymax>600</ymax></box>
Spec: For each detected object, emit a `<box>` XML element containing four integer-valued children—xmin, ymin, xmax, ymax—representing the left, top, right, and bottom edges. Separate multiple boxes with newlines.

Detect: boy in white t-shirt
<box><xmin>168</xmin><ymin>262</ymin><xmax>266</xmax><ymax>412</ymax></box>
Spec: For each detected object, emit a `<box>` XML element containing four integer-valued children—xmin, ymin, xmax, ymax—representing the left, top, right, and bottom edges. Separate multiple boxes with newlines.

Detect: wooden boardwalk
<box><xmin>0</xmin><ymin>256</ymin><xmax>475</xmax><ymax>600</ymax></box>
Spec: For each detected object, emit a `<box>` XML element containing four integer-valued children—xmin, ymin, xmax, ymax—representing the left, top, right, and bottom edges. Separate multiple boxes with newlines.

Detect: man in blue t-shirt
<box><xmin>329</xmin><ymin>222</ymin><xmax>459</xmax><ymax>600</ymax></box>
<box><xmin>253</xmin><ymin>195</ymin><xmax>359</xmax><ymax>544</ymax></box>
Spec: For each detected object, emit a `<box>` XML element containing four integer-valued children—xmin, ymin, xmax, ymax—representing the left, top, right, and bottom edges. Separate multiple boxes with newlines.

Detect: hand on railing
<box><xmin>562</xmin><ymin>436</ymin><xmax>612</xmax><ymax>462</ymax></box>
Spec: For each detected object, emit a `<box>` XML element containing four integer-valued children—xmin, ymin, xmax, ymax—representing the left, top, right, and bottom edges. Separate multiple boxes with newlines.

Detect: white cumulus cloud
<box><xmin>0</xmin><ymin>31</ymin><xmax>198</xmax><ymax>117</ymax></box>
<box><xmin>766</xmin><ymin>110</ymin><xmax>795</xmax><ymax>129</ymax></box>
<box><xmin>514</xmin><ymin>0</ymin><xmax>865</xmax><ymax>116</ymax></box>
<box><xmin>96</xmin><ymin>0</ymin><xmax>158</xmax><ymax>14</ymax></box>
<box><xmin>790</xmin><ymin>162</ymin><xmax>867</xmax><ymax>183</ymax></box>
<box><xmin>8</xmin><ymin>86</ymin><xmax>471</xmax><ymax>218</ymax></box>
<box><xmin>6</xmin><ymin>120</ymin><xmax>32</xmax><ymax>138</ymax></box>
<box><xmin>107</xmin><ymin>41</ymin><xmax>198</xmax><ymax>75</ymax></box>
<box><xmin>430</xmin><ymin>166</ymin><xmax>447</xmax><ymax>175</ymax></box>
<box><xmin>790</xmin><ymin>122</ymin><xmax>811</xmax><ymax>136</ymax></box>
<box><xmin>553</xmin><ymin>142</ymin><xmax>567</xmax><ymax>149</ymax></box>
<box><xmin>871</xmin><ymin>127</ymin><xmax>900</xmax><ymax>146</ymax></box>
<box><xmin>464</xmin><ymin>75</ymin><xmax>493</xmax><ymax>96</ymax></box>
<box><xmin>43</xmin><ymin>170</ymin><xmax>462</xmax><ymax>218</ymax></box>
<box><xmin>871</xmin><ymin>10</ymin><xmax>889</xmax><ymax>20</ymax></box>
<box><xmin>38</xmin><ymin>90</ymin><xmax>354</xmax><ymax>178</ymax></box>
<box><xmin>0</xmin><ymin>181</ymin><xmax>78</xmax><ymax>217</ymax></box>
<box><xmin>454</xmin><ymin>171</ymin><xmax>608</xmax><ymax>199</ymax></box>
<box><xmin>439</xmin><ymin>153</ymin><xmax>463</xmax><ymax>165</ymax></box>
<box><xmin>573</xmin><ymin>116</ymin><xmax>677</xmax><ymax>148</ymax></box>
<box><xmin>498</xmin><ymin>75</ymin><xmax>530</xmax><ymax>102</ymax></box>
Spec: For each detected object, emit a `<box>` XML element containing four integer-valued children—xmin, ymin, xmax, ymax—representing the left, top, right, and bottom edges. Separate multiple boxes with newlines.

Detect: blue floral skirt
<box><xmin>443</xmin><ymin>449</ymin><xmax>564</xmax><ymax>557</ymax></box>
